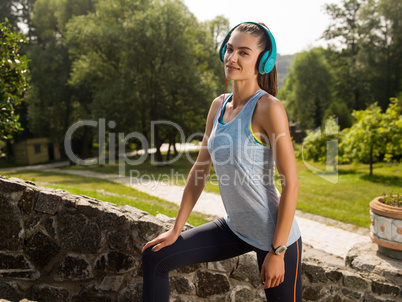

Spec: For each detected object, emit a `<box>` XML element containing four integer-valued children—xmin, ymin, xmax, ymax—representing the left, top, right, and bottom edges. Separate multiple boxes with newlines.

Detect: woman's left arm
<box><xmin>257</xmin><ymin>95</ymin><xmax>299</xmax><ymax>289</ymax></box>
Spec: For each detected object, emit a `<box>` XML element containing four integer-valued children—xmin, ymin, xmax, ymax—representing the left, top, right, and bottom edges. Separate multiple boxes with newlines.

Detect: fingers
<box><xmin>261</xmin><ymin>272</ymin><xmax>285</xmax><ymax>289</ymax></box>
<box><xmin>141</xmin><ymin>237</ymin><xmax>163</xmax><ymax>253</ymax></box>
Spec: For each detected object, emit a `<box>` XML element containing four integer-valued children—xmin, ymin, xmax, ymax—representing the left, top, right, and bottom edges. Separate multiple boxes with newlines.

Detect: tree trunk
<box><xmin>370</xmin><ymin>143</ymin><xmax>373</xmax><ymax>176</ymax></box>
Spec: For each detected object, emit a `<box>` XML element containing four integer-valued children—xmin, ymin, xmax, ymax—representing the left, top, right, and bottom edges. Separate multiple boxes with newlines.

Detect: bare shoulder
<box><xmin>207</xmin><ymin>94</ymin><xmax>225</xmax><ymax>119</ymax></box>
<box><xmin>255</xmin><ymin>94</ymin><xmax>289</xmax><ymax>131</ymax></box>
<box><xmin>257</xmin><ymin>94</ymin><xmax>286</xmax><ymax>116</ymax></box>
<box><xmin>211</xmin><ymin>94</ymin><xmax>226</xmax><ymax>111</ymax></box>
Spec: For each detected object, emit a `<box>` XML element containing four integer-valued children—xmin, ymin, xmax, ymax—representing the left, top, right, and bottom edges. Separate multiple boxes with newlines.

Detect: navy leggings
<box><xmin>142</xmin><ymin>218</ymin><xmax>302</xmax><ymax>302</ymax></box>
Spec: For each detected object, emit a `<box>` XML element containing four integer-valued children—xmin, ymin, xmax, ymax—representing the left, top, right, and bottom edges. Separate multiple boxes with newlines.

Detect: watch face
<box><xmin>275</xmin><ymin>246</ymin><xmax>287</xmax><ymax>255</ymax></box>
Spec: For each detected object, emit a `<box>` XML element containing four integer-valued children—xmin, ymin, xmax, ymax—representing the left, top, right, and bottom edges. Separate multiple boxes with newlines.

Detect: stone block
<box><xmin>94</xmin><ymin>251</ymin><xmax>137</xmax><ymax>274</ymax></box>
<box><xmin>24</xmin><ymin>232</ymin><xmax>59</xmax><ymax>268</ymax></box>
<box><xmin>97</xmin><ymin>211</ymin><xmax>128</xmax><ymax>230</ymax></box>
<box><xmin>195</xmin><ymin>270</ymin><xmax>230</xmax><ymax>298</ymax></box>
<box><xmin>325</xmin><ymin>269</ymin><xmax>343</xmax><ymax>283</ymax></box>
<box><xmin>31</xmin><ymin>284</ymin><xmax>70</xmax><ymax>302</ymax></box>
<box><xmin>0</xmin><ymin>194</ymin><xmax>24</xmax><ymax>250</ymax></box>
<box><xmin>175</xmin><ymin>263</ymin><xmax>202</xmax><ymax>274</ymax></box>
<box><xmin>0</xmin><ymin>252</ymin><xmax>32</xmax><ymax>270</ymax></box>
<box><xmin>343</xmin><ymin>271</ymin><xmax>369</xmax><ymax>290</ymax></box>
<box><xmin>0</xmin><ymin>281</ymin><xmax>22</xmax><ymax>301</ymax></box>
<box><xmin>341</xmin><ymin>287</ymin><xmax>363</xmax><ymax>300</ymax></box>
<box><xmin>302</xmin><ymin>286</ymin><xmax>323</xmax><ymax>301</ymax></box>
<box><xmin>54</xmin><ymin>255</ymin><xmax>93</xmax><ymax>281</ymax></box>
<box><xmin>362</xmin><ymin>292</ymin><xmax>396</xmax><ymax>302</ymax></box>
<box><xmin>18</xmin><ymin>188</ymin><xmax>37</xmax><ymax>214</ymax></box>
<box><xmin>98</xmin><ymin>275</ymin><xmax>124</xmax><ymax>292</ymax></box>
<box><xmin>57</xmin><ymin>211</ymin><xmax>101</xmax><ymax>253</ymax></box>
<box><xmin>34</xmin><ymin>191</ymin><xmax>62</xmax><ymax>214</ymax></box>
<box><xmin>107</xmin><ymin>227</ymin><xmax>137</xmax><ymax>252</ymax></box>
<box><xmin>0</xmin><ymin>178</ymin><xmax>26</xmax><ymax>193</ymax></box>
<box><xmin>0</xmin><ymin>253</ymin><xmax>39</xmax><ymax>279</ymax></box>
<box><xmin>207</xmin><ymin>258</ymin><xmax>237</xmax><ymax>277</ymax></box>
<box><xmin>302</xmin><ymin>262</ymin><xmax>327</xmax><ymax>283</ymax></box>
<box><xmin>371</xmin><ymin>277</ymin><xmax>401</xmax><ymax>297</ymax></box>
<box><xmin>229</xmin><ymin>285</ymin><xmax>254</xmax><ymax>302</ymax></box>
<box><xmin>169</xmin><ymin>296</ymin><xmax>199</xmax><ymax>302</ymax></box>
<box><xmin>170</xmin><ymin>275</ymin><xmax>194</xmax><ymax>294</ymax></box>
<box><xmin>71</xmin><ymin>286</ymin><xmax>113</xmax><ymax>302</ymax></box>
<box><xmin>75</xmin><ymin>196</ymin><xmax>103</xmax><ymax>217</ymax></box>
<box><xmin>117</xmin><ymin>283</ymin><xmax>142</xmax><ymax>302</ymax></box>
<box><xmin>135</xmin><ymin>214</ymin><xmax>164</xmax><ymax>241</ymax></box>
<box><xmin>231</xmin><ymin>253</ymin><xmax>261</xmax><ymax>288</ymax></box>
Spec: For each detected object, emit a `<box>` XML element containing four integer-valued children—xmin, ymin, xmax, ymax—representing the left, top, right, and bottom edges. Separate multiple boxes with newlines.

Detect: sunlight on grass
<box><xmin>2</xmin><ymin>147</ymin><xmax>401</xmax><ymax>229</ymax></box>
<box><xmin>2</xmin><ymin>170</ymin><xmax>211</xmax><ymax>227</ymax></box>
<box><xmin>60</xmin><ymin>149</ymin><xmax>401</xmax><ymax>229</ymax></box>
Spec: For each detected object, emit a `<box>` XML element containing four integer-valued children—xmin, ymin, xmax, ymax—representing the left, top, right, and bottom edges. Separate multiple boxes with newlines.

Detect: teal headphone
<box><xmin>219</xmin><ymin>22</ymin><xmax>277</xmax><ymax>75</ymax></box>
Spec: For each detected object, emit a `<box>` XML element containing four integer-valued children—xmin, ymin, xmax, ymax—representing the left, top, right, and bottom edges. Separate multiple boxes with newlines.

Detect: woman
<box><xmin>142</xmin><ymin>22</ymin><xmax>302</xmax><ymax>302</ymax></box>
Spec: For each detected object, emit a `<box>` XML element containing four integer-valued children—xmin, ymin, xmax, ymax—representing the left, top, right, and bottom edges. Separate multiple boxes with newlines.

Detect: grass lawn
<box><xmin>59</xmin><ymin>148</ymin><xmax>401</xmax><ymax>229</ymax></box>
<box><xmin>1</xmin><ymin>169</ymin><xmax>212</xmax><ymax>227</ymax></box>
<box><xmin>2</xmin><ymin>147</ymin><xmax>401</xmax><ymax>229</ymax></box>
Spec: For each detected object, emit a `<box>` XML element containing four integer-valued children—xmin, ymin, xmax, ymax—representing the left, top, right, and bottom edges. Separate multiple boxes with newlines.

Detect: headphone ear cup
<box><xmin>258</xmin><ymin>51</ymin><xmax>270</xmax><ymax>75</ymax></box>
<box><xmin>265</xmin><ymin>57</ymin><xmax>276</xmax><ymax>74</ymax></box>
<box><xmin>219</xmin><ymin>44</ymin><xmax>227</xmax><ymax>62</ymax></box>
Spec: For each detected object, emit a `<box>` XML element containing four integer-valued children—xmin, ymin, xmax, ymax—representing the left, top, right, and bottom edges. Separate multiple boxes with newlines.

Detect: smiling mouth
<box><xmin>226</xmin><ymin>65</ymin><xmax>240</xmax><ymax>71</ymax></box>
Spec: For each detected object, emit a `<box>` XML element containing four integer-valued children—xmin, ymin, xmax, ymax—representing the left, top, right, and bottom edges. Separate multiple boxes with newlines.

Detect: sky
<box><xmin>182</xmin><ymin>0</ymin><xmax>343</xmax><ymax>55</ymax></box>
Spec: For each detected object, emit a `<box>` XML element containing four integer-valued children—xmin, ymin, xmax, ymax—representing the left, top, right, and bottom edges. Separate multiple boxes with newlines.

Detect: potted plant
<box><xmin>370</xmin><ymin>192</ymin><xmax>402</xmax><ymax>259</ymax></box>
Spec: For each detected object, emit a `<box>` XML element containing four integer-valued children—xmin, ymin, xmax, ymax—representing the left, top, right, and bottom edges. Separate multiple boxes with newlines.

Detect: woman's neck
<box><xmin>231</xmin><ymin>79</ymin><xmax>260</xmax><ymax>109</ymax></box>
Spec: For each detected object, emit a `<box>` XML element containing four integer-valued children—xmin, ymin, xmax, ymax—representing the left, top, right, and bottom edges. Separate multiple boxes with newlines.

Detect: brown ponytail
<box><xmin>235</xmin><ymin>22</ymin><xmax>278</xmax><ymax>97</ymax></box>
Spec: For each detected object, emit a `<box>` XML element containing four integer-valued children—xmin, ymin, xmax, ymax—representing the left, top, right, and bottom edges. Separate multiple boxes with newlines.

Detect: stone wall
<box><xmin>0</xmin><ymin>176</ymin><xmax>401</xmax><ymax>302</ymax></box>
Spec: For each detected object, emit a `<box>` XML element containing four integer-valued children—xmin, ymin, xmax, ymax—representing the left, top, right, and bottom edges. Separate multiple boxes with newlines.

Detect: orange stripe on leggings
<box><xmin>293</xmin><ymin>240</ymin><xmax>299</xmax><ymax>302</ymax></box>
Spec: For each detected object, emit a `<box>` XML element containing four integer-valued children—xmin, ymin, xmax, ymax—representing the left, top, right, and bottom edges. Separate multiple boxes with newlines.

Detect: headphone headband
<box><xmin>218</xmin><ymin>21</ymin><xmax>277</xmax><ymax>75</ymax></box>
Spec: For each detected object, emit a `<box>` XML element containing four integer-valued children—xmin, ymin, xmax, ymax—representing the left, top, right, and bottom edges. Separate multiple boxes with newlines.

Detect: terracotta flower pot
<box><xmin>369</xmin><ymin>196</ymin><xmax>402</xmax><ymax>260</ymax></box>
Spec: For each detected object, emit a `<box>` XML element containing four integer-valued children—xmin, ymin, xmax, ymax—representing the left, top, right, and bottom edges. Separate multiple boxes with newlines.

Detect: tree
<box><xmin>322</xmin><ymin>0</ymin><xmax>402</xmax><ymax>111</ymax></box>
<box><xmin>322</xmin><ymin>0</ymin><xmax>368</xmax><ymax>110</ymax></box>
<box><xmin>24</xmin><ymin>0</ymin><xmax>96</xmax><ymax>160</ymax></box>
<box><xmin>66</xmin><ymin>0</ymin><xmax>221</xmax><ymax>163</ymax></box>
<box><xmin>339</xmin><ymin>99</ymin><xmax>401</xmax><ymax>175</ymax></box>
<box><xmin>0</xmin><ymin>20</ymin><xmax>30</xmax><ymax>141</ymax></box>
<box><xmin>358</xmin><ymin>0</ymin><xmax>402</xmax><ymax>110</ymax></box>
<box><xmin>279</xmin><ymin>48</ymin><xmax>333</xmax><ymax>131</ymax></box>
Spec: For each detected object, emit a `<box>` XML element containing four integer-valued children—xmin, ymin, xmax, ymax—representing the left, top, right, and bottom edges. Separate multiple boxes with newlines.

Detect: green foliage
<box><xmin>322</xmin><ymin>0</ymin><xmax>402</xmax><ymax>111</ymax></box>
<box><xmin>279</xmin><ymin>47</ymin><xmax>333</xmax><ymax>131</ymax></box>
<box><xmin>322</xmin><ymin>100</ymin><xmax>353</xmax><ymax>130</ymax></box>
<box><xmin>339</xmin><ymin>98</ymin><xmax>402</xmax><ymax>174</ymax></box>
<box><xmin>297</xmin><ymin>116</ymin><xmax>340</xmax><ymax>167</ymax></box>
<box><xmin>0</xmin><ymin>19</ymin><xmax>30</xmax><ymax>140</ymax></box>
<box><xmin>276</xmin><ymin>54</ymin><xmax>294</xmax><ymax>89</ymax></box>
<box><xmin>65</xmin><ymin>0</ymin><xmax>223</xmax><ymax>160</ymax></box>
<box><xmin>381</xmin><ymin>191</ymin><xmax>402</xmax><ymax>207</ymax></box>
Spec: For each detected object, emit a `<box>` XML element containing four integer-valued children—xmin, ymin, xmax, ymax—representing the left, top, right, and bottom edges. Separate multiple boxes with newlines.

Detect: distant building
<box><xmin>289</xmin><ymin>122</ymin><xmax>307</xmax><ymax>144</ymax></box>
<box><xmin>13</xmin><ymin>138</ymin><xmax>61</xmax><ymax>165</ymax></box>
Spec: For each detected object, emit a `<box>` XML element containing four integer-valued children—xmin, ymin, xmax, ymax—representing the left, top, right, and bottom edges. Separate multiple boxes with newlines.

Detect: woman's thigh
<box><xmin>256</xmin><ymin>237</ymin><xmax>302</xmax><ymax>302</ymax></box>
<box><xmin>142</xmin><ymin>218</ymin><xmax>252</xmax><ymax>274</ymax></box>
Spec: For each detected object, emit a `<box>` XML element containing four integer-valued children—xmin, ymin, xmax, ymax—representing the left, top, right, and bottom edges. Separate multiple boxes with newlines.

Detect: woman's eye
<box><xmin>240</xmin><ymin>51</ymin><xmax>248</xmax><ymax>56</ymax></box>
<box><xmin>226</xmin><ymin>47</ymin><xmax>233</xmax><ymax>53</ymax></box>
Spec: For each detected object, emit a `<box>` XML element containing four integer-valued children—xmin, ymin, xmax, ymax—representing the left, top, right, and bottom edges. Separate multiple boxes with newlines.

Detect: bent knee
<box><xmin>142</xmin><ymin>247</ymin><xmax>157</xmax><ymax>264</ymax></box>
<box><xmin>142</xmin><ymin>247</ymin><xmax>171</xmax><ymax>275</ymax></box>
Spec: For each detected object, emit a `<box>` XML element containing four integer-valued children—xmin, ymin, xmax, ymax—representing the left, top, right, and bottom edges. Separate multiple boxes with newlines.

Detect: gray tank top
<box><xmin>207</xmin><ymin>89</ymin><xmax>301</xmax><ymax>251</ymax></box>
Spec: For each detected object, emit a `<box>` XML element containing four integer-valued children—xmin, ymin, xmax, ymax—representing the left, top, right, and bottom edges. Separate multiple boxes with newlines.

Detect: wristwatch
<box><xmin>271</xmin><ymin>244</ymin><xmax>287</xmax><ymax>255</ymax></box>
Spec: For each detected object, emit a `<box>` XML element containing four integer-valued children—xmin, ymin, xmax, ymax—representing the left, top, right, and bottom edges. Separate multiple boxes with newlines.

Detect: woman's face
<box><xmin>224</xmin><ymin>29</ymin><xmax>262</xmax><ymax>81</ymax></box>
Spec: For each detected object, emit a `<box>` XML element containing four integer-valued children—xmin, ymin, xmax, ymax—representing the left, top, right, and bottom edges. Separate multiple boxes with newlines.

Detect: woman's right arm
<box><xmin>141</xmin><ymin>95</ymin><xmax>224</xmax><ymax>253</ymax></box>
